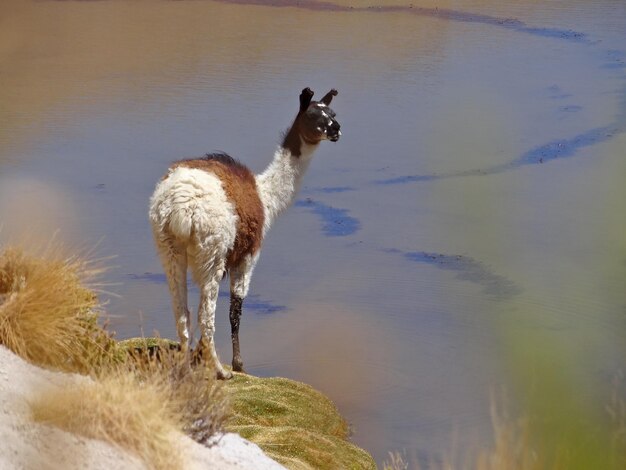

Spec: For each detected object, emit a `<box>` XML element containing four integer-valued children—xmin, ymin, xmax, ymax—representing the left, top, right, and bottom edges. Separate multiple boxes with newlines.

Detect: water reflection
<box><xmin>1</xmin><ymin>0</ymin><xmax>626</xmax><ymax>466</ymax></box>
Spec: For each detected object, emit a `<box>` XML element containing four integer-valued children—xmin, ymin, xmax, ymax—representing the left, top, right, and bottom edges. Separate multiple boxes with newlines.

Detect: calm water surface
<box><xmin>1</xmin><ymin>0</ymin><xmax>626</xmax><ymax>465</ymax></box>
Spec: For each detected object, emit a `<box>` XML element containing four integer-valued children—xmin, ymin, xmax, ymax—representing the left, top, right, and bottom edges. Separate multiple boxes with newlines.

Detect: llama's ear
<box><xmin>320</xmin><ymin>89</ymin><xmax>338</xmax><ymax>105</ymax></box>
<box><xmin>299</xmin><ymin>87</ymin><xmax>314</xmax><ymax>112</ymax></box>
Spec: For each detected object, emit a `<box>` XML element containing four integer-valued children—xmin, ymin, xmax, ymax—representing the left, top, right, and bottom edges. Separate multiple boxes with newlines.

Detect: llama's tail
<box><xmin>150</xmin><ymin>186</ymin><xmax>196</xmax><ymax>242</ymax></box>
<box><xmin>168</xmin><ymin>203</ymin><xmax>194</xmax><ymax>240</ymax></box>
<box><xmin>150</xmin><ymin>168</ymin><xmax>232</xmax><ymax>244</ymax></box>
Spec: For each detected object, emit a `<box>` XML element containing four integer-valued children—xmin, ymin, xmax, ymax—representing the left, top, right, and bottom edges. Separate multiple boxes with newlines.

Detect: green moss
<box><xmin>226</xmin><ymin>374</ymin><xmax>347</xmax><ymax>436</ymax></box>
<box><xmin>225</xmin><ymin>373</ymin><xmax>376</xmax><ymax>470</ymax></box>
<box><xmin>232</xmin><ymin>425</ymin><xmax>375</xmax><ymax>470</ymax></box>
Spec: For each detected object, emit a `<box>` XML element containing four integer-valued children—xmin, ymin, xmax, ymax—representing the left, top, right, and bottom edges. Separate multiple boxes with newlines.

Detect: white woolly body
<box><xmin>149</xmin><ymin>167</ymin><xmax>238</xmax><ymax>282</ymax></box>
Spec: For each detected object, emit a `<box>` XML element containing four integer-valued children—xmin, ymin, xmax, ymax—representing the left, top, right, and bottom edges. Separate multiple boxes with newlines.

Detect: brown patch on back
<box><xmin>170</xmin><ymin>153</ymin><xmax>265</xmax><ymax>269</ymax></box>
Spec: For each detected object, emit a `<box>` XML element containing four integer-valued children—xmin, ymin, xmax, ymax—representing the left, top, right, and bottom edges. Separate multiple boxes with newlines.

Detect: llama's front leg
<box><xmin>198</xmin><ymin>277</ymin><xmax>232</xmax><ymax>380</ymax></box>
<box><xmin>230</xmin><ymin>255</ymin><xmax>258</xmax><ymax>373</ymax></box>
<box><xmin>229</xmin><ymin>294</ymin><xmax>244</xmax><ymax>372</ymax></box>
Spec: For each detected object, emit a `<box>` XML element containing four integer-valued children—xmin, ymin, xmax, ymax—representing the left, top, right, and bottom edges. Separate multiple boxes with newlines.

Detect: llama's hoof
<box><xmin>217</xmin><ymin>369</ymin><xmax>233</xmax><ymax>380</ymax></box>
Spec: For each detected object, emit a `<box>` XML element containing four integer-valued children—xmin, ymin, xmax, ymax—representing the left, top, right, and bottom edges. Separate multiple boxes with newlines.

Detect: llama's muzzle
<box><xmin>328</xmin><ymin>123</ymin><xmax>341</xmax><ymax>142</ymax></box>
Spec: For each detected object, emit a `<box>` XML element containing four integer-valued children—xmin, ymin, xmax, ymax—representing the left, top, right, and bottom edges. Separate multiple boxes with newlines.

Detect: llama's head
<box><xmin>297</xmin><ymin>87</ymin><xmax>341</xmax><ymax>144</ymax></box>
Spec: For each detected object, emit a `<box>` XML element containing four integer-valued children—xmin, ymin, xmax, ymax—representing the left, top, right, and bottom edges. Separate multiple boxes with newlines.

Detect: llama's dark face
<box><xmin>297</xmin><ymin>88</ymin><xmax>341</xmax><ymax>144</ymax></box>
<box><xmin>302</xmin><ymin>102</ymin><xmax>342</xmax><ymax>143</ymax></box>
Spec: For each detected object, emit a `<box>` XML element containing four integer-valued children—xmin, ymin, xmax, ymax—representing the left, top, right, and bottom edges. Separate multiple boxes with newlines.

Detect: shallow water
<box><xmin>1</xmin><ymin>0</ymin><xmax>626</xmax><ymax>465</ymax></box>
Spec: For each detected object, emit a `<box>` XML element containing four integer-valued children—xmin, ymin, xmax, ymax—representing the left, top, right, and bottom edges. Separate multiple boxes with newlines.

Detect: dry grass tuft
<box><xmin>474</xmin><ymin>400</ymin><xmax>542</xmax><ymax>470</ymax></box>
<box><xmin>471</xmin><ymin>387</ymin><xmax>626</xmax><ymax>470</ymax></box>
<box><xmin>393</xmin><ymin>385</ymin><xmax>626</xmax><ymax>470</ymax></box>
<box><xmin>0</xmin><ymin>246</ymin><xmax>114</xmax><ymax>373</ymax></box>
<box><xmin>172</xmin><ymin>360</ymin><xmax>228</xmax><ymax>443</ymax></box>
<box><xmin>30</xmin><ymin>367</ymin><xmax>184</xmax><ymax>470</ymax></box>
<box><xmin>119</xmin><ymin>337</ymin><xmax>228</xmax><ymax>445</ymax></box>
<box><xmin>383</xmin><ymin>451</ymin><xmax>409</xmax><ymax>470</ymax></box>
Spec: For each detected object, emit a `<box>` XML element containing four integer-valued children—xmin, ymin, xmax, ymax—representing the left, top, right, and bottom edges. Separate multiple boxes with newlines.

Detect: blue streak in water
<box><xmin>603</xmin><ymin>63</ymin><xmax>626</xmax><ymax>70</ymax></box>
<box><xmin>546</xmin><ymin>85</ymin><xmax>573</xmax><ymax>100</ymax></box>
<box><xmin>511</xmin><ymin>126</ymin><xmax>616</xmax><ymax>166</ymax></box>
<box><xmin>303</xmin><ymin>186</ymin><xmax>356</xmax><ymax>194</ymax></box>
<box><xmin>243</xmin><ymin>294</ymin><xmax>288</xmax><ymax>314</ymax></box>
<box><xmin>215</xmin><ymin>1</ymin><xmax>592</xmax><ymax>44</ymax></box>
<box><xmin>403</xmin><ymin>251</ymin><xmax>522</xmax><ymax>300</ymax></box>
<box><xmin>374</xmin><ymin>125</ymin><xmax>619</xmax><ymax>186</ymax></box>
<box><xmin>128</xmin><ymin>273</ymin><xmax>287</xmax><ymax>313</ymax></box>
<box><xmin>295</xmin><ymin>198</ymin><xmax>361</xmax><ymax>237</ymax></box>
<box><xmin>374</xmin><ymin>174</ymin><xmax>444</xmax><ymax>185</ymax></box>
<box><xmin>129</xmin><ymin>272</ymin><xmax>168</xmax><ymax>283</ymax></box>
<box><xmin>559</xmin><ymin>105</ymin><xmax>582</xmax><ymax>113</ymax></box>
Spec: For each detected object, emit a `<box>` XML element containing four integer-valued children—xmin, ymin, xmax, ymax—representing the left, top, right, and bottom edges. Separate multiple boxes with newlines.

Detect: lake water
<box><xmin>1</xmin><ymin>0</ymin><xmax>625</xmax><ymax>466</ymax></box>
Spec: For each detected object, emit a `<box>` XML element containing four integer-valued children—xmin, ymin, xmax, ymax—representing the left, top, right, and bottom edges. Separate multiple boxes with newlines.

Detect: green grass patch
<box><xmin>225</xmin><ymin>373</ymin><xmax>376</xmax><ymax>470</ymax></box>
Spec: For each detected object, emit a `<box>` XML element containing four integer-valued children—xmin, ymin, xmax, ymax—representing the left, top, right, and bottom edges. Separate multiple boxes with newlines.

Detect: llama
<box><xmin>149</xmin><ymin>87</ymin><xmax>341</xmax><ymax>379</ymax></box>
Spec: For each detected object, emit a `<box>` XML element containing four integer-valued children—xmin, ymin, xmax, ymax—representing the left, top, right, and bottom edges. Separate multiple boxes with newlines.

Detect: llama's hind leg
<box><xmin>155</xmin><ymin>234</ymin><xmax>191</xmax><ymax>353</ymax></box>
<box><xmin>229</xmin><ymin>254</ymin><xmax>259</xmax><ymax>373</ymax></box>
<box><xmin>192</xmin><ymin>248</ymin><xmax>232</xmax><ymax>379</ymax></box>
<box><xmin>197</xmin><ymin>274</ymin><xmax>232</xmax><ymax>379</ymax></box>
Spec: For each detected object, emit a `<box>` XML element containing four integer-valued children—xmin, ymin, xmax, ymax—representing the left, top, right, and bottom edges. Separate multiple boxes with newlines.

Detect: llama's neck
<box><xmin>256</xmin><ymin>143</ymin><xmax>317</xmax><ymax>234</ymax></box>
